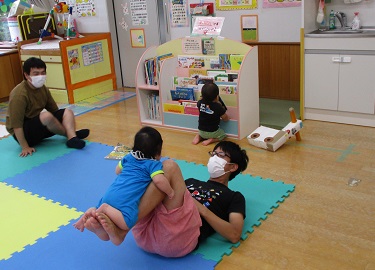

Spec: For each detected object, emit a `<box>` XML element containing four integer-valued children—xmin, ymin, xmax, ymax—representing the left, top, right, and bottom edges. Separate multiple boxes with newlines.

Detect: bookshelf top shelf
<box><xmin>137</xmin><ymin>84</ymin><xmax>159</xmax><ymax>91</ymax></box>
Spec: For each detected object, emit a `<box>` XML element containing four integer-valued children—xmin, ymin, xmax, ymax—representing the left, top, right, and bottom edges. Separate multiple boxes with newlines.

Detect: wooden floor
<box><xmin>76</xmin><ymin>89</ymin><xmax>375</xmax><ymax>270</ymax></box>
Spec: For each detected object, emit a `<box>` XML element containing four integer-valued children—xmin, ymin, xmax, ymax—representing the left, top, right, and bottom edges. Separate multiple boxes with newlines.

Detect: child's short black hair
<box><xmin>23</xmin><ymin>57</ymin><xmax>47</xmax><ymax>75</ymax></box>
<box><xmin>201</xmin><ymin>83</ymin><xmax>219</xmax><ymax>103</ymax></box>
<box><xmin>133</xmin><ymin>126</ymin><xmax>163</xmax><ymax>159</ymax></box>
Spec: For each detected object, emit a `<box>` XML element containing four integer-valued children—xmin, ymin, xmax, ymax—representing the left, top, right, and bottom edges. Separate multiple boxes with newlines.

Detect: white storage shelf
<box><xmin>135</xmin><ymin>37</ymin><xmax>259</xmax><ymax>139</ymax></box>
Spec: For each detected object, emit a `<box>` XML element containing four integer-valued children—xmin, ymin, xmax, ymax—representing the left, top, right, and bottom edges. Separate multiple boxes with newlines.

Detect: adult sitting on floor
<box><xmin>6</xmin><ymin>57</ymin><xmax>90</xmax><ymax>157</ymax></box>
<box><xmin>78</xmin><ymin>140</ymin><xmax>249</xmax><ymax>257</ymax></box>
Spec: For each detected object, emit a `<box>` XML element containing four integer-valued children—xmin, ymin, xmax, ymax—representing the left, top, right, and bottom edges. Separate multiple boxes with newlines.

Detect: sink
<box><xmin>321</xmin><ymin>29</ymin><xmax>363</xmax><ymax>34</ymax></box>
<box><xmin>305</xmin><ymin>28</ymin><xmax>375</xmax><ymax>38</ymax></box>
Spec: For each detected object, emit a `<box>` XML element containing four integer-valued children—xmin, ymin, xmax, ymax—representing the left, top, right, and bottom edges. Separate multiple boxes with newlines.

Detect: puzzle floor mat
<box><xmin>1</xmin><ymin>142</ymin><xmax>295</xmax><ymax>269</ymax></box>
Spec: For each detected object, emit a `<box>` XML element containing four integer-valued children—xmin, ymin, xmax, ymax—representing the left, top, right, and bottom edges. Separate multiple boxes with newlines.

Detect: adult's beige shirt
<box><xmin>6</xmin><ymin>80</ymin><xmax>59</xmax><ymax>135</ymax></box>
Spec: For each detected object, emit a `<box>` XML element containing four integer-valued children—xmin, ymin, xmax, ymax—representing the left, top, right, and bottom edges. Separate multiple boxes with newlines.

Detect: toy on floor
<box><xmin>247</xmin><ymin>107</ymin><xmax>303</xmax><ymax>152</ymax></box>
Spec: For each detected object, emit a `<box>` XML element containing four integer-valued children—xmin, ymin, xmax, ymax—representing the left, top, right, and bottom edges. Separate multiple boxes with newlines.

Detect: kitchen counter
<box><xmin>0</xmin><ymin>48</ymin><xmax>18</xmax><ymax>56</ymax></box>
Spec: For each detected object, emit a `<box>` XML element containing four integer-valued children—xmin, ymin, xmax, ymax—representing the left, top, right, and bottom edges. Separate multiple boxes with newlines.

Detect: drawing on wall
<box><xmin>130</xmin><ymin>28</ymin><xmax>146</xmax><ymax>48</ymax></box>
<box><xmin>75</xmin><ymin>0</ymin><xmax>96</xmax><ymax>17</ymax></box>
<box><xmin>82</xmin><ymin>42</ymin><xmax>104</xmax><ymax>66</ymax></box>
<box><xmin>170</xmin><ymin>0</ymin><xmax>188</xmax><ymax>27</ymax></box>
<box><xmin>263</xmin><ymin>0</ymin><xmax>301</xmax><ymax>8</ymax></box>
<box><xmin>241</xmin><ymin>15</ymin><xmax>258</xmax><ymax>42</ymax></box>
<box><xmin>130</xmin><ymin>0</ymin><xmax>149</xmax><ymax>25</ymax></box>
<box><xmin>215</xmin><ymin>0</ymin><xmax>257</xmax><ymax>10</ymax></box>
<box><xmin>68</xmin><ymin>48</ymin><xmax>80</xmax><ymax>70</ymax></box>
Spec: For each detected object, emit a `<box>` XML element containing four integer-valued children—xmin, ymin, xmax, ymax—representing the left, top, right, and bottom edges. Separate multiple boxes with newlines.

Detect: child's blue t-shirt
<box><xmin>97</xmin><ymin>153</ymin><xmax>163</xmax><ymax>228</ymax></box>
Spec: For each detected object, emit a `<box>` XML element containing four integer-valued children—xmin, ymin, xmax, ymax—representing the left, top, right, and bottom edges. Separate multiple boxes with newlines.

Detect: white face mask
<box><xmin>30</xmin><ymin>75</ymin><xmax>47</xmax><ymax>88</ymax></box>
<box><xmin>207</xmin><ymin>155</ymin><xmax>230</xmax><ymax>178</ymax></box>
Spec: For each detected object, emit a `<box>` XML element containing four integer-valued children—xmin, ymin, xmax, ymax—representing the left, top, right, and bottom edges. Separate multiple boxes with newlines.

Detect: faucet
<box><xmin>335</xmin><ymin>12</ymin><xmax>347</xmax><ymax>29</ymax></box>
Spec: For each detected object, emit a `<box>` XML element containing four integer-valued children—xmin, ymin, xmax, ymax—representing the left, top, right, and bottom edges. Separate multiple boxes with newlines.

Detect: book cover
<box><xmin>177</xmin><ymin>55</ymin><xmax>195</xmax><ymax>68</ymax></box>
<box><xmin>173</xmin><ymin>77</ymin><xmax>198</xmax><ymax>88</ymax></box>
<box><xmin>163</xmin><ymin>103</ymin><xmax>184</xmax><ymax>114</ymax></box>
<box><xmin>202</xmin><ymin>38</ymin><xmax>215</xmax><ymax>55</ymax></box>
<box><xmin>219</xmin><ymin>54</ymin><xmax>231</xmax><ymax>69</ymax></box>
<box><xmin>196</xmin><ymin>75</ymin><xmax>214</xmax><ymax>85</ymax></box>
<box><xmin>227</xmin><ymin>72</ymin><xmax>239</xmax><ymax>82</ymax></box>
<box><xmin>171</xmin><ymin>87</ymin><xmax>195</xmax><ymax>101</ymax></box>
<box><xmin>229</xmin><ymin>54</ymin><xmax>244</xmax><ymax>70</ymax></box>
<box><xmin>105</xmin><ymin>143</ymin><xmax>132</xmax><ymax>160</ymax></box>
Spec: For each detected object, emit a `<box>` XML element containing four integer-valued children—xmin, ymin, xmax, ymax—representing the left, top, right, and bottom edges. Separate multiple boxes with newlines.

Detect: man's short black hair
<box><xmin>23</xmin><ymin>57</ymin><xmax>47</xmax><ymax>75</ymax></box>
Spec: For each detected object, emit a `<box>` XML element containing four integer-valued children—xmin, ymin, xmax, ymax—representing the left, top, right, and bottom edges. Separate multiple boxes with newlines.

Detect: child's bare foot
<box><xmin>85</xmin><ymin>216</ymin><xmax>110</xmax><ymax>241</ymax></box>
<box><xmin>202</xmin><ymin>138</ymin><xmax>218</xmax><ymax>146</ymax></box>
<box><xmin>97</xmin><ymin>212</ymin><xmax>128</xmax><ymax>246</ymax></box>
<box><xmin>73</xmin><ymin>207</ymin><xmax>97</xmax><ymax>231</ymax></box>
<box><xmin>192</xmin><ymin>135</ymin><xmax>203</xmax><ymax>145</ymax></box>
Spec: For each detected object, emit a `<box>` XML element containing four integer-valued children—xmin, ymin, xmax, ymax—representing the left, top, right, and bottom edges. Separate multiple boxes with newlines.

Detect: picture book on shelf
<box><xmin>202</xmin><ymin>38</ymin><xmax>215</xmax><ymax>55</ymax></box>
<box><xmin>197</xmin><ymin>75</ymin><xmax>214</xmax><ymax>85</ymax></box>
<box><xmin>219</xmin><ymin>54</ymin><xmax>231</xmax><ymax>69</ymax></box>
<box><xmin>178</xmin><ymin>55</ymin><xmax>205</xmax><ymax>68</ymax></box>
<box><xmin>229</xmin><ymin>54</ymin><xmax>244</xmax><ymax>70</ymax></box>
<box><xmin>217</xmin><ymin>83</ymin><xmax>237</xmax><ymax>95</ymax></box>
<box><xmin>173</xmin><ymin>76</ymin><xmax>197</xmax><ymax>88</ymax></box>
<box><xmin>227</xmin><ymin>72</ymin><xmax>239</xmax><ymax>82</ymax></box>
<box><xmin>207</xmin><ymin>69</ymin><xmax>226</xmax><ymax>77</ymax></box>
<box><xmin>189</xmin><ymin>68</ymin><xmax>207</xmax><ymax>78</ymax></box>
<box><xmin>170</xmin><ymin>87</ymin><xmax>195</xmax><ymax>101</ymax></box>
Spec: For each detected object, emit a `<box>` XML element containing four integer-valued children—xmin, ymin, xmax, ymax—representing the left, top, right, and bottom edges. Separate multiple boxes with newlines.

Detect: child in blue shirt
<box><xmin>74</xmin><ymin>126</ymin><xmax>174</xmax><ymax>245</ymax></box>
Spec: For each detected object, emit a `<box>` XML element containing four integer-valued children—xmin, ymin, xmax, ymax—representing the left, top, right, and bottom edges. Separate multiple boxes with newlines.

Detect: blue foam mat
<box><xmin>2</xmin><ymin>142</ymin><xmax>294</xmax><ymax>266</ymax></box>
<box><xmin>0</xmin><ymin>221</ymin><xmax>216</xmax><ymax>270</ymax></box>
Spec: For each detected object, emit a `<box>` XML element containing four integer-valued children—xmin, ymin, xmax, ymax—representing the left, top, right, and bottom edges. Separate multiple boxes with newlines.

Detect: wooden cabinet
<box><xmin>0</xmin><ymin>50</ymin><xmax>23</xmax><ymax>101</ymax></box>
<box><xmin>135</xmin><ymin>38</ymin><xmax>259</xmax><ymax>140</ymax></box>
<box><xmin>304</xmin><ymin>37</ymin><xmax>375</xmax><ymax>127</ymax></box>
<box><xmin>18</xmin><ymin>33</ymin><xmax>117</xmax><ymax>104</ymax></box>
<box><xmin>245</xmin><ymin>42</ymin><xmax>300</xmax><ymax>101</ymax></box>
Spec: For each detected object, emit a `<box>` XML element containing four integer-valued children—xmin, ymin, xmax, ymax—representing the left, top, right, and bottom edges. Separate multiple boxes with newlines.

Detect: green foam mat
<box><xmin>0</xmin><ymin>136</ymin><xmax>85</xmax><ymax>181</ymax></box>
<box><xmin>175</xmin><ymin>159</ymin><xmax>295</xmax><ymax>262</ymax></box>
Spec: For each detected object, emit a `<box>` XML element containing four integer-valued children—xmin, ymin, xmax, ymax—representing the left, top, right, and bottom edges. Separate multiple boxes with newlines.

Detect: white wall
<box><xmin>71</xmin><ymin>0</ymin><xmax>301</xmax><ymax>42</ymax></box>
<box><xmin>170</xmin><ymin>0</ymin><xmax>301</xmax><ymax>42</ymax></box>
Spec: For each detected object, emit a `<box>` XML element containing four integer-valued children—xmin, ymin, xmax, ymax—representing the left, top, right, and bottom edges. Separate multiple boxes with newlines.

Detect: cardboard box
<box><xmin>247</xmin><ymin>126</ymin><xmax>288</xmax><ymax>152</ymax></box>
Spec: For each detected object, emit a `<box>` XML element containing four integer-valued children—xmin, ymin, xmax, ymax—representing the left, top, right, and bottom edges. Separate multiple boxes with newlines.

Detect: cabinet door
<box><xmin>338</xmin><ymin>55</ymin><xmax>375</xmax><ymax>114</ymax></box>
<box><xmin>305</xmin><ymin>54</ymin><xmax>339</xmax><ymax>110</ymax></box>
<box><xmin>45</xmin><ymin>63</ymin><xmax>66</xmax><ymax>89</ymax></box>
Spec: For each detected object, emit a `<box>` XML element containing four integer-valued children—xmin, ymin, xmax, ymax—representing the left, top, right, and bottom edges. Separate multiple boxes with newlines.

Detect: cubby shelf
<box><xmin>135</xmin><ymin>37</ymin><xmax>259</xmax><ymax>139</ymax></box>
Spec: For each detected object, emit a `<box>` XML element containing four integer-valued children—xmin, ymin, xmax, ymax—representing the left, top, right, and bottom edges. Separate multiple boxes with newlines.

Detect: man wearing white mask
<box><xmin>6</xmin><ymin>57</ymin><xmax>89</xmax><ymax>157</ymax></box>
<box><xmin>79</xmin><ymin>140</ymin><xmax>248</xmax><ymax>257</ymax></box>
<box><xmin>185</xmin><ymin>140</ymin><xmax>249</xmax><ymax>244</ymax></box>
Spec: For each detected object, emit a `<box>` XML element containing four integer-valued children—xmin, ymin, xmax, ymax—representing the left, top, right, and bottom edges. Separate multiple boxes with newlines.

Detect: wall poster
<box><xmin>241</xmin><ymin>15</ymin><xmax>258</xmax><ymax>42</ymax></box>
<box><xmin>215</xmin><ymin>0</ymin><xmax>257</xmax><ymax>10</ymax></box>
<box><xmin>170</xmin><ymin>0</ymin><xmax>189</xmax><ymax>27</ymax></box>
<box><xmin>263</xmin><ymin>0</ymin><xmax>301</xmax><ymax>8</ymax></box>
<box><xmin>82</xmin><ymin>42</ymin><xmax>104</xmax><ymax>66</ymax></box>
<box><xmin>130</xmin><ymin>28</ymin><xmax>146</xmax><ymax>48</ymax></box>
<box><xmin>129</xmin><ymin>0</ymin><xmax>149</xmax><ymax>25</ymax></box>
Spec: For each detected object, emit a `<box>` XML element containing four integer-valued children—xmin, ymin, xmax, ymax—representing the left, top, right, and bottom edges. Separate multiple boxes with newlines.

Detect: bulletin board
<box><xmin>59</xmin><ymin>33</ymin><xmax>116</xmax><ymax>103</ymax></box>
<box><xmin>215</xmin><ymin>0</ymin><xmax>257</xmax><ymax>10</ymax></box>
